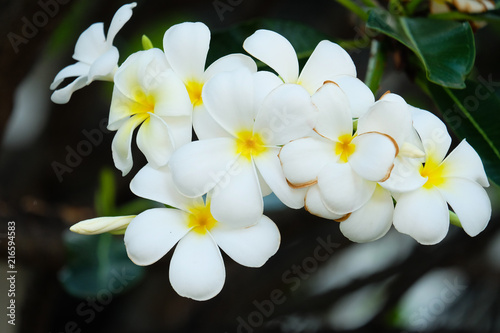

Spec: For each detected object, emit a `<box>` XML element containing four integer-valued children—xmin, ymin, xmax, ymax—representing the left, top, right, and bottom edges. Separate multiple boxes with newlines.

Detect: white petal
<box><xmin>113</xmin><ymin>49</ymin><xmax>170</xmax><ymax>102</ymax></box>
<box><xmin>161</xmin><ymin>115</ymin><xmax>192</xmax><ymax>149</ymax></box>
<box><xmin>441</xmin><ymin>139</ymin><xmax>489</xmax><ymax>187</ymax></box>
<box><xmin>106</xmin><ymin>2</ymin><xmax>137</xmax><ymax>45</ymax></box>
<box><xmin>130</xmin><ymin>164</ymin><xmax>202</xmax><ymax>210</ymax></box>
<box><xmin>168</xmin><ymin>138</ymin><xmax>239</xmax><ymax>197</ymax></box>
<box><xmin>334</xmin><ymin>76</ymin><xmax>375</xmax><ymax>118</ymax></box>
<box><xmin>298</xmin><ymin>40</ymin><xmax>356</xmax><ymax>94</ymax></box>
<box><xmin>410</xmin><ymin>106</ymin><xmax>451</xmax><ymax>163</ymax></box>
<box><xmin>108</xmin><ymin>88</ymin><xmax>138</xmax><ymax>129</ymax></box>
<box><xmin>439</xmin><ymin>178</ymin><xmax>491</xmax><ymax>237</ymax></box>
<box><xmin>50</xmin><ymin>75</ymin><xmax>88</xmax><ymax>104</ymax></box>
<box><xmin>243</xmin><ymin>29</ymin><xmax>299</xmax><ymax>83</ymax></box>
<box><xmin>111</xmin><ymin>114</ymin><xmax>147</xmax><ymax>176</ymax></box>
<box><xmin>311</xmin><ymin>81</ymin><xmax>352</xmax><ymax>141</ymax></box>
<box><xmin>70</xmin><ymin>215</ymin><xmax>135</xmax><ymax>235</ymax></box>
<box><xmin>252</xmin><ymin>71</ymin><xmax>283</xmax><ymax>109</ymax></box>
<box><xmin>318</xmin><ymin>162</ymin><xmax>376</xmax><ymax>215</ymax></box>
<box><xmin>357</xmin><ymin>93</ymin><xmax>412</xmax><ymax>146</ymax></box>
<box><xmin>136</xmin><ymin>114</ymin><xmax>175</xmax><ymax>168</ymax></box>
<box><xmin>210</xmin><ymin>158</ymin><xmax>264</xmax><ymax>228</ymax></box>
<box><xmin>279</xmin><ymin>137</ymin><xmax>336</xmax><ymax>187</ymax></box>
<box><xmin>124</xmin><ymin>208</ymin><xmax>190</xmax><ymax>265</ymax></box>
<box><xmin>193</xmin><ymin>104</ymin><xmax>232</xmax><ymax>140</ymax></box>
<box><xmin>211</xmin><ymin>215</ymin><xmax>280</xmax><ymax>267</ymax></box>
<box><xmin>50</xmin><ymin>62</ymin><xmax>90</xmax><ymax>90</ymax></box>
<box><xmin>87</xmin><ymin>47</ymin><xmax>118</xmax><ymax>82</ymax></box>
<box><xmin>380</xmin><ymin>156</ymin><xmax>427</xmax><ymax>193</ymax></box>
<box><xmin>163</xmin><ymin>22</ymin><xmax>210</xmax><ymax>80</ymax></box>
<box><xmin>304</xmin><ymin>185</ymin><xmax>345</xmax><ymax>220</ymax></box>
<box><xmin>254</xmin><ymin>84</ymin><xmax>318</xmax><ymax>146</ymax></box>
<box><xmin>393</xmin><ymin>188</ymin><xmax>449</xmax><ymax>245</ymax></box>
<box><xmin>349</xmin><ymin>132</ymin><xmax>397</xmax><ymax>182</ymax></box>
<box><xmin>254</xmin><ymin>148</ymin><xmax>306</xmax><ymax>209</ymax></box>
<box><xmin>150</xmin><ymin>70</ymin><xmax>192</xmax><ymax>117</ymax></box>
<box><xmin>203</xmin><ymin>53</ymin><xmax>257</xmax><ymax>80</ymax></box>
<box><xmin>202</xmin><ymin>69</ymin><xmax>255</xmax><ymax>137</ymax></box>
<box><xmin>73</xmin><ymin>23</ymin><xmax>108</xmax><ymax>64</ymax></box>
<box><xmin>340</xmin><ymin>185</ymin><xmax>394</xmax><ymax>242</ymax></box>
<box><xmin>169</xmin><ymin>231</ymin><xmax>225</xmax><ymax>301</ymax></box>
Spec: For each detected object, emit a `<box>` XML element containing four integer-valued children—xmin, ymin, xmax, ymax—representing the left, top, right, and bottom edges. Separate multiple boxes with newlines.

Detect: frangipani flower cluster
<box><xmin>58</xmin><ymin>3</ymin><xmax>492</xmax><ymax>301</ymax></box>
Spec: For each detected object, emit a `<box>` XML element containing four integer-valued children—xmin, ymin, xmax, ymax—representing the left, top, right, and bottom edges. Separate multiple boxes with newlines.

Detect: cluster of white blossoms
<box><xmin>55</xmin><ymin>3</ymin><xmax>492</xmax><ymax>300</ymax></box>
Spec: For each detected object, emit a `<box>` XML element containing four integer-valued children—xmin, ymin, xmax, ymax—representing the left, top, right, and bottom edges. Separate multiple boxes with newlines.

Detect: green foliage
<box><xmin>208</xmin><ymin>18</ymin><xmax>330</xmax><ymax>67</ymax></box>
<box><xmin>60</xmin><ymin>232</ymin><xmax>144</xmax><ymax>299</ymax></box>
<box><xmin>367</xmin><ymin>9</ymin><xmax>475</xmax><ymax>89</ymax></box>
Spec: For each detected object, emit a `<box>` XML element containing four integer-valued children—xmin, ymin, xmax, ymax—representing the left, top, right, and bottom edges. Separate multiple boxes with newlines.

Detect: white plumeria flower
<box><xmin>361</xmin><ymin>93</ymin><xmax>426</xmax><ymax>194</ymax></box>
<box><xmin>124</xmin><ymin>164</ymin><xmax>280</xmax><ymax>301</ymax></box>
<box><xmin>162</xmin><ymin>22</ymin><xmax>257</xmax><ymax>139</ymax></box>
<box><xmin>393</xmin><ymin>107</ymin><xmax>491</xmax><ymax>245</ymax></box>
<box><xmin>108</xmin><ymin>48</ymin><xmax>192</xmax><ymax>176</ymax></box>
<box><xmin>280</xmin><ymin>82</ymin><xmax>407</xmax><ymax>217</ymax></box>
<box><xmin>50</xmin><ymin>2</ymin><xmax>137</xmax><ymax>104</ymax></box>
<box><xmin>169</xmin><ymin>68</ymin><xmax>318</xmax><ymax>227</ymax></box>
<box><xmin>243</xmin><ymin>29</ymin><xmax>374</xmax><ymax>117</ymax></box>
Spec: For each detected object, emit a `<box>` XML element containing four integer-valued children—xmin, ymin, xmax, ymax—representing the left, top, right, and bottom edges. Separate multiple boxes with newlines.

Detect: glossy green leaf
<box><xmin>60</xmin><ymin>232</ymin><xmax>144</xmax><ymax>299</ymax></box>
<box><xmin>367</xmin><ymin>9</ymin><xmax>475</xmax><ymax>88</ymax></box>
<box><xmin>421</xmin><ymin>76</ymin><xmax>500</xmax><ymax>185</ymax></box>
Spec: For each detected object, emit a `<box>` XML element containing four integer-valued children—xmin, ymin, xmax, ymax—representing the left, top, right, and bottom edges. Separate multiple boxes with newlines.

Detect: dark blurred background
<box><xmin>1</xmin><ymin>0</ymin><xmax>500</xmax><ymax>332</ymax></box>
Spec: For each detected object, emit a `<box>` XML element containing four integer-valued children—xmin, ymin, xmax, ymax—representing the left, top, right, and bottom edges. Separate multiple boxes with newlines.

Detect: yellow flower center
<box><xmin>187</xmin><ymin>202</ymin><xmax>218</xmax><ymax>235</ymax></box>
<box><xmin>235</xmin><ymin>130</ymin><xmax>267</xmax><ymax>161</ymax></box>
<box><xmin>131</xmin><ymin>89</ymin><xmax>155</xmax><ymax>115</ymax></box>
<box><xmin>185</xmin><ymin>80</ymin><xmax>204</xmax><ymax>107</ymax></box>
<box><xmin>335</xmin><ymin>134</ymin><xmax>356</xmax><ymax>163</ymax></box>
<box><xmin>420</xmin><ymin>159</ymin><xmax>446</xmax><ymax>189</ymax></box>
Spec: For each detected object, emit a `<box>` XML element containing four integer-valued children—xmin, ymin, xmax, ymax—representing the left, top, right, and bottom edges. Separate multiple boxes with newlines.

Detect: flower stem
<box><xmin>365</xmin><ymin>39</ymin><xmax>385</xmax><ymax>95</ymax></box>
<box><xmin>335</xmin><ymin>0</ymin><xmax>369</xmax><ymax>21</ymax></box>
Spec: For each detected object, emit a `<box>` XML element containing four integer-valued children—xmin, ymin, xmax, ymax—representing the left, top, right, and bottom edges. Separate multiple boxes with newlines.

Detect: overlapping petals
<box><xmin>108</xmin><ymin>49</ymin><xmax>192</xmax><ymax>175</ymax></box>
<box><xmin>163</xmin><ymin>22</ymin><xmax>257</xmax><ymax>139</ymax></box>
<box><xmin>243</xmin><ymin>30</ymin><xmax>374</xmax><ymax>117</ymax></box>
<box><xmin>169</xmin><ymin>68</ymin><xmax>318</xmax><ymax>226</ymax></box>
<box><xmin>392</xmin><ymin>108</ymin><xmax>491</xmax><ymax>244</ymax></box>
<box><xmin>50</xmin><ymin>3</ymin><xmax>137</xmax><ymax>104</ymax></box>
<box><xmin>123</xmin><ymin>164</ymin><xmax>280</xmax><ymax>300</ymax></box>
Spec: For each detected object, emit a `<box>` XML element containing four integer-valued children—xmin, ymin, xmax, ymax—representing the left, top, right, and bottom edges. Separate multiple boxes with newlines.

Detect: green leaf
<box><xmin>420</xmin><ymin>76</ymin><xmax>500</xmax><ymax>185</ymax></box>
<box><xmin>208</xmin><ymin>18</ymin><xmax>330</xmax><ymax>67</ymax></box>
<box><xmin>60</xmin><ymin>232</ymin><xmax>144</xmax><ymax>298</ymax></box>
<box><xmin>94</xmin><ymin>167</ymin><xmax>116</xmax><ymax>217</ymax></box>
<box><xmin>367</xmin><ymin>9</ymin><xmax>475</xmax><ymax>88</ymax></box>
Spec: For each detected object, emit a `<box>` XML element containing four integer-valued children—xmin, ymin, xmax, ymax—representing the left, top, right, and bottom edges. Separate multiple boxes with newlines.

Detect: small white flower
<box><xmin>168</xmin><ymin>68</ymin><xmax>318</xmax><ymax>227</ymax></box>
<box><xmin>124</xmin><ymin>164</ymin><xmax>280</xmax><ymax>301</ymax></box>
<box><xmin>243</xmin><ymin>29</ymin><xmax>374</xmax><ymax>117</ymax></box>
<box><xmin>162</xmin><ymin>22</ymin><xmax>257</xmax><ymax>139</ymax></box>
<box><xmin>279</xmin><ymin>82</ymin><xmax>406</xmax><ymax>216</ymax></box>
<box><xmin>393</xmin><ymin>107</ymin><xmax>491</xmax><ymax>245</ymax></box>
<box><xmin>50</xmin><ymin>2</ymin><xmax>137</xmax><ymax>104</ymax></box>
<box><xmin>108</xmin><ymin>49</ymin><xmax>192</xmax><ymax>176</ymax></box>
